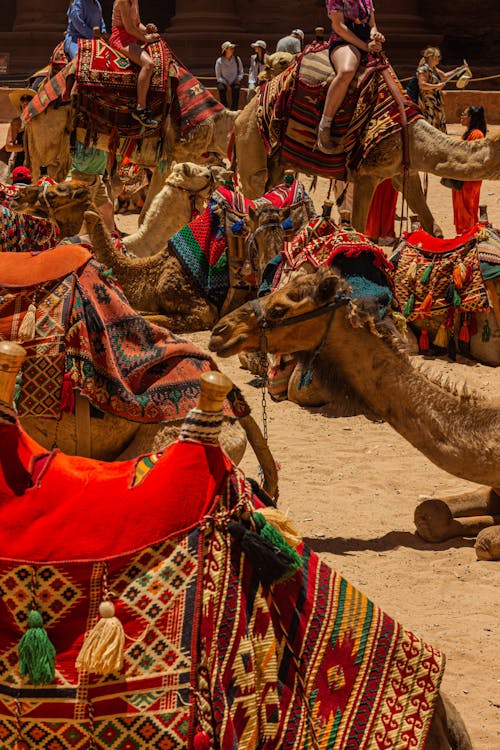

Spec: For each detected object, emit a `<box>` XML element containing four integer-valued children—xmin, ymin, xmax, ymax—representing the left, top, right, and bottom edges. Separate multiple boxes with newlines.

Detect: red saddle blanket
<box><xmin>258</xmin><ymin>46</ymin><xmax>421</xmax><ymax>180</ymax></box>
<box><xmin>76</xmin><ymin>38</ymin><xmax>170</xmax><ymax>93</ymax></box>
<box><xmin>0</xmin><ymin>411</ymin><xmax>445</xmax><ymax>750</ymax></box>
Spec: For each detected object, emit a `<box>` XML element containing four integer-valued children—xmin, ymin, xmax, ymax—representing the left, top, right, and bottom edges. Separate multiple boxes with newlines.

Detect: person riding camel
<box><xmin>316</xmin><ymin>0</ymin><xmax>385</xmax><ymax>154</ymax></box>
<box><xmin>64</xmin><ymin>0</ymin><xmax>106</xmax><ymax>60</ymax></box>
<box><xmin>109</xmin><ymin>0</ymin><xmax>160</xmax><ymax>128</ymax></box>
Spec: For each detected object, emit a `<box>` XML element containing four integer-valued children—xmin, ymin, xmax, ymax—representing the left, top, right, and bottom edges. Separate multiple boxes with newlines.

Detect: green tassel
<box><xmin>482</xmin><ymin>319</ymin><xmax>491</xmax><ymax>343</ymax></box>
<box><xmin>283</xmin><ymin>172</ymin><xmax>294</xmax><ymax>185</ymax></box>
<box><xmin>403</xmin><ymin>293</ymin><xmax>415</xmax><ymax>317</ymax></box>
<box><xmin>453</xmin><ymin>289</ymin><xmax>462</xmax><ymax>308</ymax></box>
<box><xmin>18</xmin><ymin>610</ymin><xmax>56</xmax><ymax>685</ymax></box>
<box><xmin>13</xmin><ymin>373</ymin><xmax>22</xmax><ymax>407</ymax></box>
<box><xmin>101</xmin><ymin>267</ymin><xmax>116</xmax><ymax>281</ymax></box>
<box><xmin>419</xmin><ymin>263</ymin><xmax>434</xmax><ymax>284</ymax></box>
<box><xmin>254</xmin><ymin>512</ymin><xmax>302</xmax><ymax>580</ymax></box>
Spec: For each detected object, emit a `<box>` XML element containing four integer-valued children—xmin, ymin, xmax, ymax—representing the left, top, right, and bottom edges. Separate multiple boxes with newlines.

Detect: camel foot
<box><xmin>475</xmin><ymin>525</ymin><xmax>500</xmax><ymax>561</ymax></box>
<box><xmin>414</xmin><ymin>498</ymin><xmax>500</xmax><ymax>542</ymax></box>
<box><xmin>438</xmin><ymin>487</ymin><xmax>500</xmax><ymax>518</ymax></box>
<box><xmin>426</xmin><ymin>692</ymin><xmax>473</xmax><ymax>750</ymax></box>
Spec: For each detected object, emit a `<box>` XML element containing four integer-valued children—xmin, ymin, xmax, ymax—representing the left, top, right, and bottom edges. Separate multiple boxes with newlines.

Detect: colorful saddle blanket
<box><xmin>0</xmin><ymin>202</ymin><xmax>60</xmax><ymax>253</ymax></box>
<box><xmin>169</xmin><ymin>180</ymin><xmax>314</xmax><ymax>308</ymax></box>
<box><xmin>257</xmin><ymin>46</ymin><xmax>421</xmax><ymax>180</ymax></box>
<box><xmin>76</xmin><ymin>38</ymin><xmax>170</xmax><ymax>92</ymax></box>
<box><xmin>394</xmin><ymin>224</ymin><xmax>492</xmax><ymax>322</ymax></box>
<box><xmin>0</xmin><ymin>409</ymin><xmax>445</xmax><ymax>750</ymax></box>
<box><xmin>0</xmin><ymin>248</ymin><xmax>247</xmax><ymax>420</ymax></box>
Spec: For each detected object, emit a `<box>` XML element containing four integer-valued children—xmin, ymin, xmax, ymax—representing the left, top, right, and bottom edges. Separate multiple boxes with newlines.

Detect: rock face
<box><xmin>0</xmin><ymin>0</ymin><xmax>497</xmax><ymax>82</ymax></box>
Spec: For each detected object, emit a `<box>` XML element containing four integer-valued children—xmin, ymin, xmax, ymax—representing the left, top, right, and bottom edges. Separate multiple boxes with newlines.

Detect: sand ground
<box><xmin>2</xmin><ymin>119</ymin><xmax>499</xmax><ymax>747</ymax></box>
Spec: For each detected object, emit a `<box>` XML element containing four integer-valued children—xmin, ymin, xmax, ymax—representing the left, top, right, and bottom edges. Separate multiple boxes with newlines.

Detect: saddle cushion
<box><xmin>0</xmin><ymin>244</ymin><xmax>90</xmax><ymax>287</ymax></box>
<box><xmin>76</xmin><ymin>38</ymin><xmax>170</xmax><ymax>93</ymax></box>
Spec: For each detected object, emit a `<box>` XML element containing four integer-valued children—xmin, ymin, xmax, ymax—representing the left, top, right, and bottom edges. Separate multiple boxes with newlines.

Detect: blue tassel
<box><xmin>231</xmin><ymin>219</ymin><xmax>245</xmax><ymax>235</ymax></box>
<box><xmin>281</xmin><ymin>217</ymin><xmax>293</xmax><ymax>231</ymax></box>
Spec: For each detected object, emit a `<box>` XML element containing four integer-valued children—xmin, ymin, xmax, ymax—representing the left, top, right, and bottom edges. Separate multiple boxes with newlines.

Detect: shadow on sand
<box><xmin>303</xmin><ymin>530</ymin><xmax>475</xmax><ymax>556</ymax></box>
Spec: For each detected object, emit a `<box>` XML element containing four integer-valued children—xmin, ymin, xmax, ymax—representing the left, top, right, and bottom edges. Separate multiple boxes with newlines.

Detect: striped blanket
<box><xmin>258</xmin><ymin>46</ymin><xmax>421</xmax><ymax>179</ymax></box>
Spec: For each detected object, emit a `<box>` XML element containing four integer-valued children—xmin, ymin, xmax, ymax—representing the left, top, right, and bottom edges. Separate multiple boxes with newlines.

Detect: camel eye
<box><xmin>268</xmin><ymin>305</ymin><xmax>287</xmax><ymax>320</ymax></box>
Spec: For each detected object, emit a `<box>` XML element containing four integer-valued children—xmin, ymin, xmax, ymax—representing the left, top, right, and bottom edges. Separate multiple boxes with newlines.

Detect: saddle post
<box><xmin>0</xmin><ymin>342</ymin><xmax>26</xmax><ymax>407</ymax></box>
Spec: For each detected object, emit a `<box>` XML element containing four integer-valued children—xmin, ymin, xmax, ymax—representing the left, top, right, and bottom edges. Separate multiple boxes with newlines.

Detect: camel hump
<box><xmin>0</xmin><ymin>245</ymin><xmax>91</xmax><ymax>288</ymax></box>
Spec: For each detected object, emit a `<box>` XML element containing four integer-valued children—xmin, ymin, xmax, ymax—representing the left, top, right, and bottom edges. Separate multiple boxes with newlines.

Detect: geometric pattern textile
<box><xmin>0</xmin><ymin>417</ymin><xmax>445</xmax><ymax>750</ymax></box>
<box><xmin>0</xmin><ymin>204</ymin><xmax>59</xmax><ymax>253</ymax></box>
<box><xmin>76</xmin><ymin>38</ymin><xmax>169</xmax><ymax>93</ymax></box>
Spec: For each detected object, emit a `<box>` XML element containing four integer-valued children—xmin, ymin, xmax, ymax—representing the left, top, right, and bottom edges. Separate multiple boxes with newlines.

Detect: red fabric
<box><xmin>452</xmin><ymin>129</ymin><xmax>484</xmax><ymax>235</ymax></box>
<box><xmin>109</xmin><ymin>26</ymin><xmax>139</xmax><ymax>52</ymax></box>
<box><xmin>405</xmin><ymin>223</ymin><xmax>483</xmax><ymax>253</ymax></box>
<box><xmin>0</xmin><ymin>422</ymin><xmax>231</xmax><ymax>562</ymax></box>
<box><xmin>365</xmin><ymin>178</ymin><xmax>398</xmax><ymax>239</ymax></box>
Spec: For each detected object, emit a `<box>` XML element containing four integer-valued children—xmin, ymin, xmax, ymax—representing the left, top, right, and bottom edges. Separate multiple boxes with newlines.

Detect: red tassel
<box><xmin>458</xmin><ymin>321</ymin><xmax>470</xmax><ymax>343</ymax></box>
<box><xmin>464</xmin><ymin>262</ymin><xmax>474</xmax><ymax>284</ymax></box>
<box><xmin>445</xmin><ymin>306</ymin><xmax>455</xmax><ymax>329</ymax></box>
<box><xmin>60</xmin><ymin>373</ymin><xmax>75</xmax><ymax>414</ymax></box>
<box><xmin>469</xmin><ymin>313</ymin><xmax>478</xmax><ymax>337</ymax></box>
<box><xmin>419</xmin><ymin>328</ymin><xmax>430</xmax><ymax>352</ymax></box>
<box><xmin>419</xmin><ymin>292</ymin><xmax>433</xmax><ymax>313</ymax></box>
<box><xmin>193</xmin><ymin>731</ymin><xmax>211</xmax><ymax>750</ymax></box>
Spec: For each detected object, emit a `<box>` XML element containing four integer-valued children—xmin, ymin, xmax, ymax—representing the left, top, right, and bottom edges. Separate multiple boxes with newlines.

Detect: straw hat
<box><xmin>456</xmin><ymin>65</ymin><xmax>472</xmax><ymax>89</ymax></box>
<box><xmin>8</xmin><ymin>88</ymin><xmax>37</xmax><ymax>111</ymax></box>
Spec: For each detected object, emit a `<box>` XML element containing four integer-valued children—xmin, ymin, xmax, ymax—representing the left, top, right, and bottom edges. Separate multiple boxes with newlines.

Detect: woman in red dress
<box><xmin>452</xmin><ymin>106</ymin><xmax>487</xmax><ymax>234</ymax></box>
<box><xmin>109</xmin><ymin>0</ymin><xmax>160</xmax><ymax>127</ymax></box>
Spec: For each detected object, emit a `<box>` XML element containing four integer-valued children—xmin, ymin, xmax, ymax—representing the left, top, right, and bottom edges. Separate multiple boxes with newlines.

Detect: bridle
<box><xmin>165</xmin><ymin>166</ymin><xmax>218</xmax><ymax>218</ymax></box>
<box><xmin>246</xmin><ymin>220</ymin><xmax>283</xmax><ymax>273</ymax></box>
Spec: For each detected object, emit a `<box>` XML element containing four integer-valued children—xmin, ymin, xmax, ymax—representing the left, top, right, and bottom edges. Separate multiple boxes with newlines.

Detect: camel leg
<box><xmin>391</xmin><ymin>172</ymin><xmax>442</xmax><ymax>236</ymax></box>
<box><xmin>432</xmin><ymin>486</ymin><xmax>500</xmax><ymax>518</ymax></box>
<box><xmin>475</xmin><ymin>525</ymin><xmax>500</xmax><ymax>561</ymax></box>
<box><xmin>426</xmin><ymin>693</ymin><xmax>473</xmax><ymax>750</ymax></box>
<box><xmin>350</xmin><ymin>177</ymin><xmax>378</xmax><ymax>233</ymax></box>
<box><xmin>414</xmin><ymin>499</ymin><xmax>500</xmax><ymax>543</ymax></box>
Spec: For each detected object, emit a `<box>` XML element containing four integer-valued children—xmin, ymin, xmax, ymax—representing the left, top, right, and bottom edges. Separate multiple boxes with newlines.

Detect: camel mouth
<box><xmin>208</xmin><ymin>333</ymin><xmax>249</xmax><ymax>357</ymax></box>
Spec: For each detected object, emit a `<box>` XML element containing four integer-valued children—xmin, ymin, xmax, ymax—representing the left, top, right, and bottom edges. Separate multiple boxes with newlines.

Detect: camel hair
<box><xmin>209</xmin><ymin>266</ymin><xmax>500</xmax><ymax>561</ymax></box>
<box><xmin>10</xmin><ymin>180</ymin><xmax>91</xmax><ymax>239</ymax></box>
<box><xmin>234</xmin><ymin>96</ymin><xmax>500</xmax><ymax>236</ymax></box>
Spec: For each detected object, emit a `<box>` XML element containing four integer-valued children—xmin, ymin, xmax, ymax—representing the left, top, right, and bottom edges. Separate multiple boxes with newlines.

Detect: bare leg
<box><xmin>121</xmin><ymin>43</ymin><xmax>154</xmax><ymax>108</ymax></box>
<box><xmin>317</xmin><ymin>45</ymin><xmax>360</xmax><ymax>154</ymax></box>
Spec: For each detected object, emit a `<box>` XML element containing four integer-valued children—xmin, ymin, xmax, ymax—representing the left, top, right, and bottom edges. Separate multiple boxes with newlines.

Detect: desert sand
<box><xmin>2</xmin><ymin>119</ymin><xmax>499</xmax><ymax>746</ymax></box>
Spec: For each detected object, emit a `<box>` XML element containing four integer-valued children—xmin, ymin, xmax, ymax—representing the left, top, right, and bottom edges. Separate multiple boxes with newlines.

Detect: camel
<box><xmin>259</xmin><ymin>52</ymin><xmax>295</xmax><ymax>82</ymax></box>
<box><xmin>84</xmin><ymin>200</ymin><xmax>291</xmax><ymax>332</ymax></box>
<box><xmin>9</xmin><ymin>179</ymin><xmax>91</xmax><ymax>239</ymax></box>
<box><xmin>209</xmin><ymin>266</ymin><xmax>500</xmax><ymax>560</ymax></box>
<box><xmin>234</xmin><ymin>91</ymin><xmax>500</xmax><ymax>236</ymax></box>
<box><xmin>123</xmin><ymin>162</ymin><xmax>232</xmax><ymax>258</ymax></box>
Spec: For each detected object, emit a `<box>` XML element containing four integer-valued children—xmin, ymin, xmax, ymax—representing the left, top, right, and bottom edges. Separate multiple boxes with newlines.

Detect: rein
<box><xmin>249</xmin><ymin>293</ymin><xmax>351</xmax><ymax>331</ymax></box>
<box><xmin>165</xmin><ymin>167</ymin><xmax>217</xmax><ymax>218</ymax></box>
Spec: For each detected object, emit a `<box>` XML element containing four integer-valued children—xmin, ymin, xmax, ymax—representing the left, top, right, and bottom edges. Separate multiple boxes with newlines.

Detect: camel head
<box><xmin>259</xmin><ymin>52</ymin><xmax>295</xmax><ymax>82</ymax></box>
<box><xmin>168</xmin><ymin>162</ymin><xmax>232</xmax><ymax>198</ymax></box>
<box><xmin>246</xmin><ymin>203</ymin><xmax>291</xmax><ymax>282</ymax></box>
<box><xmin>10</xmin><ymin>180</ymin><xmax>92</xmax><ymax>237</ymax></box>
<box><xmin>210</xmin><ymin>266</ymin><xmax>353</xmax><ymax>357</ymax></box>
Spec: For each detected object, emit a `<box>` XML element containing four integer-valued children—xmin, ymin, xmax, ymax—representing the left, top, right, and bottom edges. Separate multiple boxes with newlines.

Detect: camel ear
<box><xmin>314</xmin><ymin>272</ymin><xmax>339</xmax><ymax>304</ymax></box>
<box><xmin>15</xmin><ymin>185</ymin><xmax>38</xmax><ymax>205</ymax></box>
<box><xmin>248</xmin><ymin>205</ymin><xmax>257</xmax><ymax>222</ymax></box>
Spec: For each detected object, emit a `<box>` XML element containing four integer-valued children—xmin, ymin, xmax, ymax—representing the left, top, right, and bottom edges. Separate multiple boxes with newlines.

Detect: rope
<box><xmin>399</xmin><ymin>72</ymin><xmax>500</xmax><ymax>84</ymax></box>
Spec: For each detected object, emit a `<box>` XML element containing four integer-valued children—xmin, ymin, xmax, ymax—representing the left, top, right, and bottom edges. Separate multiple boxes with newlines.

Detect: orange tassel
<box><xmin>458</xmin><ymin>321</ymin><xmax>470</xmax><ymax>343</ymax></box>
<box><xmin>419</xmin><ymin>329</ymin><xmax>430</xmax><ymax>352</ymax></box>
<box><xmin>452</xmin><ymin>266</ymin><xmax>463</xmax><ymax>289</ymax></box>
<box><xmin>419</xmin><ymin>292</ymin><xmax>433</xmax><ymax>313</ymax></box>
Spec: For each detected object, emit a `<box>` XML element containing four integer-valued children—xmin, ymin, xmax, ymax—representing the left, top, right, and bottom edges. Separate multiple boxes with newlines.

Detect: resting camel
<box><xmin>235</xmin><ymin>93</ymin><xmax>500</xmax><ymax>236</ymax></box>
<box><xmin>84</xmin><ymin>200</ymin><xmax>294</xmax><ymax>332</ymax></box>
<box><xmin>123</xmin><ymin>162</ymin><xmax>231</xmax><ymax>258</ymax></box>
<box><xmin>209</xmin><ymin>266</ymin><xmax>500</xmax><ymax>560</ymax></box>
<box><xmin>9</xmin><ymin>180</ymin><xmax>91</xmax><ymax>239</ymax></box>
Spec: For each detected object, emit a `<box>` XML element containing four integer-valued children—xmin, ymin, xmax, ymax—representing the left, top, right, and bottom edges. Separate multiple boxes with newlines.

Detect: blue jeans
<box><xmin>64</xmin><ymin>37</ymin><xmax>79</xmax><ymax>60</ymax></box>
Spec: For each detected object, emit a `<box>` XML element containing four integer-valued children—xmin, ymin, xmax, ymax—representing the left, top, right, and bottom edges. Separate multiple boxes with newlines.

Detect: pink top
<box><xmin>327</xmin><ymin>0</ymin><xmax>374</xmax><ymax>22</ymax></box>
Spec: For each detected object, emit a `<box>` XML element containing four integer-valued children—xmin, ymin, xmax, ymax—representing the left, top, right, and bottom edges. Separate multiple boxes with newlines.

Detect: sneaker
<box><xmin>315</xmin><ymin>126</ymin><xmax>343</xmax><ymax>155</ymax></box>
<box><xmin>131</xmin><ymin>108</ymin><xmax>158</xmax><ymax>128</ymax></box>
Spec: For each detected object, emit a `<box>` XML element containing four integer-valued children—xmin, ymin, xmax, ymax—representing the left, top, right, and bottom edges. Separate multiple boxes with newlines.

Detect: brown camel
<box><xmin>84</xmin><ymin>201</ymin><xmax>292</xmax><ymax>333</ymax></box>
<box><xmin>123</xmin><ymin>163</ymin><xmax>232</xmax><ymax>258</ymax></box>
<box><xmin>9</xmin><ymin>180</ymin><xmax>91</xmax><ymax>239</ymax></box>
<box><xmin>209</xmin><ymin>266</ymin><xmax>500</xmax><ymax>560</ymax></box>
<box><xmin>234</xmin><ymin>95</ymin><xmax>500</xmax><ymax>236</ymax></box>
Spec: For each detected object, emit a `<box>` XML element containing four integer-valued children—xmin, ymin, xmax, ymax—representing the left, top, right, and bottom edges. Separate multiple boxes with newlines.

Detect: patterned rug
<box><xmin>0</xmin><ymin>248</ymin><xmax>248</xmax><ymax>421</ymax></box>
<box><xmin>258</xmin><ymin>47</ymin><xmax>421</xmax><ymax>179</ymax></box>
<box><xmin>394</xmin><ymin>225</ymin><xmax>491</xmax><ymax>323</ymax></box>
<box><xmin>23</xmin><ymin>62</ymin><xmax>75</xmax><ymax>123</ymax></box>
<box><xmin>170</xmin><ymin>59</ymin><xmax>225</xmax><ymax>136</ymax></box>
<box><xmin>0</xmin><ymin>416</ymin><xmax>445</xmax><ymax>750</ymax></box>
<box><xmin>0</xmin><ymin>203</ymin><xmax>60</xmax><ymax>253</ymax></box>
<box><xmin>76</xmin><ymin>38</ymin><xmax>170</xmax><ymax>93</ymax></box>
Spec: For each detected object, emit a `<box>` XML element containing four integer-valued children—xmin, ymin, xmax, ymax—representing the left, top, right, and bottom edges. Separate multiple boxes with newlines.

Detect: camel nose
<box><xmin>211</xmin><ymin>321</ymin><xmax>228</xmax><ymax>338</ymax></box>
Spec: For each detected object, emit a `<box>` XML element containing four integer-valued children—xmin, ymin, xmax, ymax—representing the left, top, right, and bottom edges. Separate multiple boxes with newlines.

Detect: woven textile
<box><xmin>170</xmin><ymin>61</ymin><xmax>225</xmax><ymax>136</ymax></box>
<box><xmin>257</xmin><ymin>47</ymin><xmax>421</xmax><ymax>179</ymax></box>
<box><xmin>0</xmin><ymin>275</ymin><xmax>74</xmax><ymax>417</ymax></box>
<box><xmin>395</xmin><ymin>226</ymin><xmax>490</xmax><ymax>320</ymax></box>
<box><xmin>0</xmin><ymin>418</ymin><xmax>445</xmax><ymax>750</ymax></box>
<box><xmin>23</xmin><ymin>62</ymin><xmax>75</xmax><ymax>123</ymax></box>
<box><xmin>49</xmin><ymin>40</ymin><xmax>69</xmax><ymax>77</ymax></box>
<box><xmin>0</xmin><ymin>204</ymin><xmax>59</xmax><ymax>253</ymax></box>
<box><xmin>76</xmin><ymin>38</ymin><xmax>170</xmax><ymax>93</ymax></box>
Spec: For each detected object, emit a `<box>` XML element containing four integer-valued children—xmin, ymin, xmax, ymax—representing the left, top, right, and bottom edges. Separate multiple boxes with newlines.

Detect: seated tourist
<box><xmin>64</xmin><ymin>0</ymin><xmax>106</xmax><ymax>60</ymax></box>
<box><xmin>109</xmin><ymin>0</ymin><xmax>160</xmax><ymax>128</ymax></box>
<box><xmin>276</xmin><ymin>29</ymin><xmax>304</xmax><ymax>55</ymax></box>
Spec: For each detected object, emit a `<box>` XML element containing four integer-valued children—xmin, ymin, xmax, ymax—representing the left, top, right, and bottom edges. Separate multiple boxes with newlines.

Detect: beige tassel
<box><xmin>76</xmin><ymin>601</ymin><xmax>125</xmax><ymax>676</ymax></box>
<box><xmin>258</xmin><ymin>507</ymin><xmax>302</xmax><ymax>548</ymax></box>
<box><xmin>433</xmin><ymin>323</ymin><xmax>449</xmax><ymax>348</ymax></box>
<box><xmin>407</xmin><ymin>260</ymin><xmax>418</xmax><ymax>281</ymax></box>
<box><xmin>18</xmin><ymin>303</ymin><xmax>37</xmax><ymax>342</ymax></box>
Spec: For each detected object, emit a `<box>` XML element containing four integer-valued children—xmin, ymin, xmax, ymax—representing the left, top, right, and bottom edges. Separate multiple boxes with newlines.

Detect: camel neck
<box><xmin>316</xmin><ymin>309</ymin><xmax>500</xmax><ymax>486</ymax></box>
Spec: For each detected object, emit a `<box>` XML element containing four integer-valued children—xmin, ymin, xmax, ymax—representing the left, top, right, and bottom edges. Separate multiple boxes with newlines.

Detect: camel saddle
<box><xmin>0</xmin><ymin>401</ymin><xmax>445</xmax><ymax>750</ymax></box>
<box><xmin>0</xmin><ymin>244</ymin><xmax>91</xmax><ymax>288</ymax></box>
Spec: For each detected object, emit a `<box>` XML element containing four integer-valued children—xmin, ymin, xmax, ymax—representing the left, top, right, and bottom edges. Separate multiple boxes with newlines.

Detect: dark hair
<box><xmin>464</xmin><ymin>105</ymin><xmax>487</xmax><ymax>138</ymax></box>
